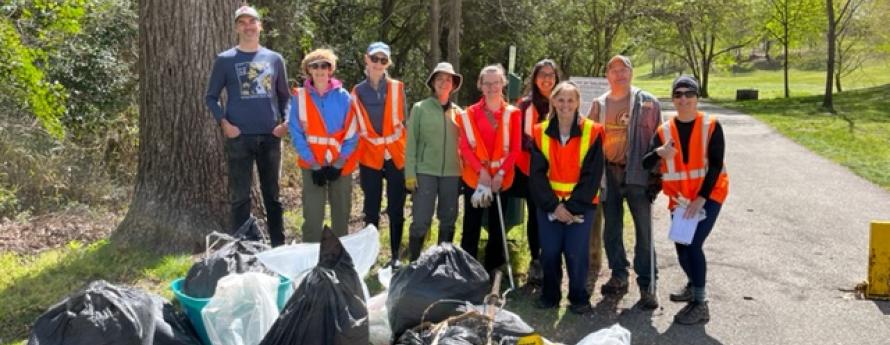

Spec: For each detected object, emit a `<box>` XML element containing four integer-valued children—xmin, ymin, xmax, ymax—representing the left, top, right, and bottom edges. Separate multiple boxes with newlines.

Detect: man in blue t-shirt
<box><xmin>205</xmin><ymin>5</ymin><xmax>290</xmax><ymax>246</ymax></box>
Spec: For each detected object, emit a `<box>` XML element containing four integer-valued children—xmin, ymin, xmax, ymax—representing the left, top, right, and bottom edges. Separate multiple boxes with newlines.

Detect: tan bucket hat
<box><xmin>425</xmin><ymin>62</ymin><xmax>463</xmax><ymax>93</ymax></box>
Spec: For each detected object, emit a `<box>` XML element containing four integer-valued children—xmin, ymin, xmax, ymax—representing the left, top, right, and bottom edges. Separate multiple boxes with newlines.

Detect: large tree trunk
<box><xmin>114</xmin><ymin>0</ymin><xmax>237</xmax><ymax>253</ymax></box>
<box><xmin>823</xmin><ymin>0</ymin><xmax>836</xmax><ymax>111</ymax></box>
<box><xmin>429</xmin><ymin>0</ymin><xmax>441</xmax><ymax>67</ymax></box>
<box><xmin>446</xmin><ymin>0</ymin><xmax>461</xmax><ymax>72</ymax></box>
<box><xmin>783</xmin><ymin>1</ymin><xmax>790</xmax><ymax>98</ymax></box>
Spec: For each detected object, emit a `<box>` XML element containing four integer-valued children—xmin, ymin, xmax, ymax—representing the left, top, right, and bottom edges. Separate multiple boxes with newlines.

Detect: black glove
<box><xmin>325</xmin><ymin>166</ymin><xmax>342</xmax><ymax>181</ymax></box>
<box><xmin>311</xmin><ymin>168</ymin><xmax>327</xmax><ymax>186</ymax></box>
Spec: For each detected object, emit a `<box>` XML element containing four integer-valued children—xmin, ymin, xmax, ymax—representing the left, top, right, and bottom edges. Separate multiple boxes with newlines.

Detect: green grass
<box><xmin>632</xmin><ymin>62</ymin><xmax>890</xmax><ymax>100</ymax></box>
<box><xmin>716</xmin><ymin>84</ymin><xmax>890</xmax><ymax>191</ymax></box>
<box><xmin>0</xmin><ymin>240</ymin><xmax>192</xmax><ymax>345</ymax></box>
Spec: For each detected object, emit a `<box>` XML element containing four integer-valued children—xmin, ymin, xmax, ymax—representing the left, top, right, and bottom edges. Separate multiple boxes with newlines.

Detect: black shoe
<box><xmin>527</xmin><ymin>259</ymin><xmax>543</xmax><ymax>285</ymax></box>
<box><xmin>670</xmin><ymin>283</ymin><xmax>693</xmax><ymax>302</ymax></box>
<box><xmin>534</xmin><ymin>298</ymin><xmax>558</xmax><ymax>310</ymax></box>
<box><xmin>568</xmin><ymin>303</ymin><xmax>593</xmax><ymax>315</ymax></box>
<box><xmin>600</xmin><ymin>276</ymin><xmax>629</xmax><ymax>295</ymax></box>
<box><xmin>674</xmin><ymin>301</ymin><xmax>709</xmax><ymax>324</ymax></box>
<box><xmin>638</xmin><ymin>288</ymin><xmax>660</xmax><ymax>310</ymax></box>
<box><xmin>388</xmin><ymin>259</ymin><xmax>402</xmax><ymax>270</ymax></box>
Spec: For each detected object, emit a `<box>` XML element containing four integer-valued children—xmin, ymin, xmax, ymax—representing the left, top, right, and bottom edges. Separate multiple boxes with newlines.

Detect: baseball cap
<box><xmin>234</xmin><ymin>5</ymin><xmax>260</xmax><ymax>22</ymax></box>
<box><xmin>671</xmin><ymin>75</ymin><xmax>700</xmax><ymax>94</ymax></box>
<box><xmin>367</xmin><ymin>42</ymin><xmax>391</xmax><ymax>58</ymax></box>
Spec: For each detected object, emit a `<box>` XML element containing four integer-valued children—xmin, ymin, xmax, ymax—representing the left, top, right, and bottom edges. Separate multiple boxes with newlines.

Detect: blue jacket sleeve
<box><xmin>334</xmin><ymin>94</ymin><xmax>359</xmax><ymax>168</ymax></box>
<box><xmin>288</xmin><ymin>95</ymin><xmax>318</xmax><ymax>168</ymax></box>
<box><xmin>205</xmin><ymin>56</ymin><xmax>226</xmax><ymax>122</ymax></box>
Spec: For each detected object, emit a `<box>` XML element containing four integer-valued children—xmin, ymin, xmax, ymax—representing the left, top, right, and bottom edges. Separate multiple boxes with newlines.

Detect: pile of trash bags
<box><xmin>183</xmin><ymin>218</ymin><xmax>273</xmax><ymax>298</ymax></box>
<box><xmin>28</xmin><ymin>280</ymin><xmax>202</xmax><ymax>345</ymax></box>
<box><xmin>258</xmin><ymin>227</ymin><xmax>368</xmax><ymax>345</ymax></box>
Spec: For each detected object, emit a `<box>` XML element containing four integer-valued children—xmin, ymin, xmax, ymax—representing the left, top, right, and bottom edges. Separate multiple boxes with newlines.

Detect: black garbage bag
<box><xmin>182</xmin><ymin>219</ymin><xmax>272</xmax><ymax>298</ymax></box>
<box><xmin>28</xmin><ymin>280</ymin><xmax>202</xmax><ymax>345</ymax></box>
<box><xmin>258</xmin><ymin>226</ymin><xmax>368</xmax><ymax>345</ymax></box>
<box><xmin>387</xmin><ymin>243</ymin><xmax>490</xmax><ymax>339</ymax></box>
<box><xmin>393</xmin><ymin>305</ymin><xmax>540</xmax><ymax>345</ymax></box>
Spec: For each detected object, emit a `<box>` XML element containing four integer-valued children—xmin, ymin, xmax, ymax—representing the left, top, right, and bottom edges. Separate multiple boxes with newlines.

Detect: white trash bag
<box><xmin>368</xmin><ymin>267</ymin><xmax>395</xmax><ymax>345</ymax></box>
<box><xmin>256</xmin><ymin>224</ymin><xmax>380</xmax><ymax>281</ymax></box>
<box><xmin>576</xmin><ymin>323</ymin><xmax>631</xmax><ymax>345</ymax></box>
<box><xmin>202</xmin><ymin>272</ymin><xmax>279</xmax><ymax>345</ymax></box>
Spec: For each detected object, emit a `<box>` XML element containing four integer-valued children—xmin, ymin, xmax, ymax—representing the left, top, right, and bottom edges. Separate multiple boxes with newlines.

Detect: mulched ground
<box><xmin>0</xmin><ymin>209</ymin><xmax>121</xmax><ymax>254</ymax></box>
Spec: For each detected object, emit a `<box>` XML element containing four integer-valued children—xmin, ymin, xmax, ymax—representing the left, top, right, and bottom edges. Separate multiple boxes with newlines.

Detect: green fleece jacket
<box><xmin>405</xmin><ymin>97</ymin><xmax>462</xmax><ymax>179</ymax></box>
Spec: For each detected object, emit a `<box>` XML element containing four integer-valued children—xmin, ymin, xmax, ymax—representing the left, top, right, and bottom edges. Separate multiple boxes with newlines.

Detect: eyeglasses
<box><xmin>537</xmin><ymin>72</ymin><xmax>557</xmax><ymax>79</ymax></box>
<box><xmin>672</xmin><ymin>90</ymin><xmax>698</xmax><ymax>99</ymax></box>
<box><xmin>369</xmin><ymin>55</ymin><xmax>389</xmax><ymax>65</ymax></box>
<box><xmin>308</xmin><ymin>61</ymin><xmax>331</xmax><ymax>70</ymax></box>
<box><xmin>481</xmin><ymin>81</ymin><xmax>503</xmax><ymax>88</ymax></box>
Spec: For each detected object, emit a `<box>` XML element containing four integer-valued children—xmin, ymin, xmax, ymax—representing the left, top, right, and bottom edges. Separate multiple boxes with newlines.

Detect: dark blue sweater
<box><xmin>205</xmin><ymin>47</ymin><xmax>290</xmax><ymax>134</ymax></box>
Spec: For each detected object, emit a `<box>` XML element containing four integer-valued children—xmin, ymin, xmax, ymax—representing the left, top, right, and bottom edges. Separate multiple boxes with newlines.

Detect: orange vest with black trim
<box><xmin>351</xmin><ymin>79</ymin><xmax>407</xmax><ymax>170</ymax></box>
<box><xmin>516</xmin><ymin>104</ymin><xmax>542</xmax><ymax>176</ymax></box>
<box><xmin>455</xmin><ymin>103</ymin><xmax>518</xmax><ymax>190</ymax></box>
<box><xmin>294</xmin><ymin>87</ymin><xmax>359</xmax><ymax>175</ymax></box>
<box><xmin>656</xmin><ymin>112</ymin><xmax>729</xmax><ymax>210</ymax></box>
<box><xmin>533</xmin><ymin>118</ymin><xmax>603</xmax><ymax>204</ymax></box>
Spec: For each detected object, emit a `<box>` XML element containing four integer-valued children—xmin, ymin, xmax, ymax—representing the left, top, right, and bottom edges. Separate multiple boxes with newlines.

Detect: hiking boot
<box><xmin>638</xmin><ymin>288</ymin><xmax>659</xmax><ymax>310</ymax></box>
<box><xmin>527</xmin><ymin>259</ymin><xmax>543</xmax><ymax>285</ymax></box>
<box><xmin>585</xmin><ymin>270</ymin><xmax>599</xmax><ymax>293</ymax></box>
<box><xmin>674</xmin><ymin>301</ymin><xmax>709</xmax><ymax>325</ymax></box>
<box><xmin>388</xmin><ymin>258</ymin><xmax>402</xmax><ymax>270</ymax></box>
<box><xmin>670</xmin><ymin>283</ymin><xmax>693</xmax><ymax>302</ymax></box>
<box><xmin>600</xmin><ymin>276</ymin><xmax>629</xmax><ymax>295</ymax></box>
<box><xmin>568</xmin><ymin>303</ymin><xmax>593</xmax><ymax>315</ymax></box>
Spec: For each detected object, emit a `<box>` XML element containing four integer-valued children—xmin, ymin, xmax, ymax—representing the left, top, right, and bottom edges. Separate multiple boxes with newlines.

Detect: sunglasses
<box><xmin>672</xmin><ymin>90</ymin><xmax>698</xmax><ymax>99</ymax></box>
<box><xmin>308</xmin><ymin>61</ymin><xmax>332</xmax><ymax>70</ymax></box>
<box><xmin>369</xmin><ymin>55</ymin><xmax>389</xmax><ymax>65</ymax></box>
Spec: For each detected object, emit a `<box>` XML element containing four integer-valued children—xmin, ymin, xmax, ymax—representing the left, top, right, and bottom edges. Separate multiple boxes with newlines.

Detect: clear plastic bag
<box><xmin>256</xmin><ymin>224</ymin><xmax>379</xmax><ymax>281</ymax></box>
<box><xmin>202</xmin><ymin>272</ymin><xmax>280</xmax><ymax>345</ymax></box>
<box><xmin>576</xmin><ymin>323</ymin><xmax>631</xmax><ymax>345</ymax></box>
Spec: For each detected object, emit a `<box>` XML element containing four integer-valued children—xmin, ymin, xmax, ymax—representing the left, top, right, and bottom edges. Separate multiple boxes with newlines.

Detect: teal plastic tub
<box><xmin>171</xmin><ymin>275</ymin><xmax>293</xmax><ymax>345</ymax></box>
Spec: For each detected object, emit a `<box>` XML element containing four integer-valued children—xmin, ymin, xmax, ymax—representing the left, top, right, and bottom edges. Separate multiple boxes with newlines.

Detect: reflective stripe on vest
<box><xmin>352</xmin><ymin>80</ymin><xmax>403</xmax><ymax>159</ymax></box>
<box><xmin>540</xmin><ymin>119</ymin><xmax>594</xmax><ymax>195</ymax></box>
<box><xmin>296</xmin><ymin>87</ymin><xmax>357</xmax><ymax>164</ymax></box>
<box><xmin>459</xmin><ymin>104</ymin><xmax>514</xmax><ymax>169</ymax></box>
<box><xmin>524</xmin><ymin>106</ymin><xmax>537</xmax><ymax>136</ymax></box>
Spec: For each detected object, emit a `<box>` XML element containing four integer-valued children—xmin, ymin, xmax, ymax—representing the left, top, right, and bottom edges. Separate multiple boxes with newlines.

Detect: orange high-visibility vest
<box><xmin>516</xmin><ymin>104</ymin><xmax>542</xmax><ymax>176</ymax></box>
<box><xmin>351</xmin><ymin>79</ymin><xmax>407</xmax><ymax>170</ymax></box>
<box><xmin>294</xmin><ymin>87</ymin><xmax>359</xmax><ymax>175</ymax></box>
<box><xmin>656</xmin><ymin>112</ymin><xmax>729</xmax><ymax>210</ymax></box>
<box><xmin>456</xmin><ymin>103</ymin><xmax>519</xmax><ymax>190</ymax></box>
<box><xmin>533</xmin><ymin>118</ymin><xmax>603</xmax><ymax>204</ymax></box>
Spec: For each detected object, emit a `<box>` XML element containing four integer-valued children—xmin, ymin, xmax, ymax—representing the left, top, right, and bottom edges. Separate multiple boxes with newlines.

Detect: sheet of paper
<box><xmin>669</xmin><ymin>206</ymin><xmax>706</xmax><ymax>245</ymax></box>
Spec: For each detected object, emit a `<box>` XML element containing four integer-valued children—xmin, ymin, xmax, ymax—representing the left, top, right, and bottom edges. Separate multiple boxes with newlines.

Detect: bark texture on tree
<box><xmin>823</xmin><ymin>0</ymin><xmax>836</xmax><ymax>110</ymax></box>
<box><xmin>429</xmin><ymin>0</ymin><xmax>441</xmax><ymax>68</ymax></box>
<box><xmin>114</xmin><ymin>0</ymin><xmax>238</xmax><ymax>253</ymax></box>
<box><xmin>447</xmin><ymin>0</ymin><xmax>461</xmax><ymax>73</ymax></box>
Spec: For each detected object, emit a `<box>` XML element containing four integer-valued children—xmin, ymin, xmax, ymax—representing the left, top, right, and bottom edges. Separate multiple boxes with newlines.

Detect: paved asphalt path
<box><xmin>570</xmin><ymin>102</ymin><xmax>890</xmax><ymax>345</ymax></box>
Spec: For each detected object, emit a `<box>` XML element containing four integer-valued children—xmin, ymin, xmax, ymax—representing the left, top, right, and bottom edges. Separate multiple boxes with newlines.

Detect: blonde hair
<box><xmin>301</xmin><ymin>48</ymin><xmax>338</xmax><ymax>75</ymax></box>
<box><xmin>476</xmin><ymin>64</ymin><xmax>507</xmax><ymax>89</ymax></box>
<box><xmin>547</xmin><ymin>81</ymin><xmax>581</xmax><ymax>117</ymax></box>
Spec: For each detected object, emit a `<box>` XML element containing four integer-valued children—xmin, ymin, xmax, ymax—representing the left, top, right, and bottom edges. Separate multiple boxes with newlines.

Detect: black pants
<box><xmin>359</xmin><ymin>160</ymin><xmax>406</xmax><ymax>258</ymax></box>
<box><xmin>506</xmin><ymin>170</ymin><xmax>540</xmax><ymax>261</ymax></box>
<box><xmin>461</xmin><ymin>183</ymin><xmax>507</xmax><ymax>272</ymax></box>
<box><xmin>225</xmin><ymin>134</ymin><xmax>284</xmax><ymax>246</ymax></box>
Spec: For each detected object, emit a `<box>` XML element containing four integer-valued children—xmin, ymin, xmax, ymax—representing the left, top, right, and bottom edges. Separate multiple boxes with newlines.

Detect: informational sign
<box><xmin>569</xmin><ymin>76</ymin><xmax>609</xmax><ymax>116</ymax></box>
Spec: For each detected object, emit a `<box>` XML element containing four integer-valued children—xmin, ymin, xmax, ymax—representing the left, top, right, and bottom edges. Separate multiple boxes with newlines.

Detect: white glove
<box><xmin>471</xmin><ymin>185</ymin><xmax>493</xmax><ymax>208</ymax></box>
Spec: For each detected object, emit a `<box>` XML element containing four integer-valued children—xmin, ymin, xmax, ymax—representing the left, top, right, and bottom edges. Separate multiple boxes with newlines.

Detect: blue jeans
<box><xmin>537</xmin><ymin>208</ymin><xmax>594</xmax><ymax>306</ymax></box>
<box><xmin>225</xmin><ymin>134</ymin><xmax>284</xmax><ymax>246</ymax></box>
<box><xmin>602</xmin><ymin>166</ymin><xmax>657</xmax><ymax>288</ymax></box>
<box><xmin>675</xmin><ymin>199</ymin><xmax>722</xmax><ymax>289</ymax></box>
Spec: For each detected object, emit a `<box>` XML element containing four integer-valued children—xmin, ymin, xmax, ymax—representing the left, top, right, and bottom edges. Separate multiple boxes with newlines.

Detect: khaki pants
<box><xmin>589</xmin><ymin>204</ymin><xmax>604</xmax><ymax>279</ymax></box>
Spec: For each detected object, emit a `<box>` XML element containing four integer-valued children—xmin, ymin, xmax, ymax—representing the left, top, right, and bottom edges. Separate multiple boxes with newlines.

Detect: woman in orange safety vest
<box><xmin>529</xmin><ymin>81</ymin><xmax>604</xmax><ymax>315</ymax></box>
<box><xmin>351</xmin><ymin>42</ymin><xmax>408</xmax><ymax>269</ymax></box>
<box><xmin>642</xmin><ymin>75</ymin><xmax>729</xmax><ymax>325</ymax></box>
<box><xmin>288</xmin><ymin>48</ymin><xmax>359</xmax><ymax>242</ymax></box>
<box><xmin>456</xmin><ymin>64</ymin><xmax>521</xmax><ymax>273</ymax></box>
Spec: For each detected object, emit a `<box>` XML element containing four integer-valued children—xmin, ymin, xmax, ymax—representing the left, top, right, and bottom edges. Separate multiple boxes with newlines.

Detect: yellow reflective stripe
<box><xmin>580</xmin><ymin>121</ymin><xmax>592</xmax><ymax>163</ymax></box>
<box><xmin>540</xmin><ymin>121</ymin><xmax>551</xmax><ymax>162</ymax></box>
<box><xmin>550</xmin><ymin>180</ymin><xmax>576</xmax><ymax>192</ymax></box>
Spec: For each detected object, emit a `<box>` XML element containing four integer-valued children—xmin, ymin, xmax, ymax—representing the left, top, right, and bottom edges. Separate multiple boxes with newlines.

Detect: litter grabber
<box><xmin>494</xmin><ymin>193</ymin><xmax>515</xmax><ymax>291</ymax></box>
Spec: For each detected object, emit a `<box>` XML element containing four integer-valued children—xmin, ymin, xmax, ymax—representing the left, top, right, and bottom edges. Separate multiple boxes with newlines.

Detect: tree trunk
<box><xmin>114</xmin><ymin>0</ymin><xmax>237</xmax><ymax>253</ymax></box>
<box><xmin>380</xmin><ymin>0</ymin><xmax>394</xmax><ymax>42</ymax></box>
<box><xmin>447</xmin><ymin>0</ymin><xmax>461</xmax><ymax>73</ymax></box>
<box><xmin>783</xmin><ymin>2</ymin><xmax>790</xmax><ymax>98</ymax></box>
<box><xmin>429</xmin><ymin>0</ymin><xmax>441</xmax><ymax>67</ymax></box>
<box><xmin>823</xmin><ymin>0</ymin><xmax>836</xmax><ymax>111</ymax></box>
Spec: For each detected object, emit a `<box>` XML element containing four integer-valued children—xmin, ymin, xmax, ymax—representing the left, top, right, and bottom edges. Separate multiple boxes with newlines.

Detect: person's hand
<box><xmin>311</xmin><ymin>168</ymin><xmax>327</xmax><ymax>186</ymax></box>
<box><xmin>325</xmin><ymin>166</ymin><xmax>342</xmax><ymax>181</ymax></box>
<box><xmin>221</xmin><ymin>119</ymin><xmax>241</xmax><ymax>139</ymax></box>
<box><xmin>656</xmin><ymin>138</ymin><xmax>676</xmax><ymax>160</ymax></box>
<box><xmin>478</xmin><ymin>169</ymin><xmax>492</xmax><ymax>188</ymax></box>
<box><xmin>554</xmin><ymin>204</ymin><xmax>575</xmax><ymax>224</ymax></box>
<box><xmin>491</xmin><ymin>173</ymin><xmax>504</xmax><ymax>192</ymax></box>
<box><xmin>406</xmin><ymin>177</ymin><xmax>417</xmax><ymax>192</ymax></box>
<box><xmin>272</xmin><ymin>122</ymin><xmax>288</xmax><ymax>138</ymax></box>
<box><xmin>684</xmin><ymin>196</ymin><xmax>706</xmax><ymax>219</ymax></box>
